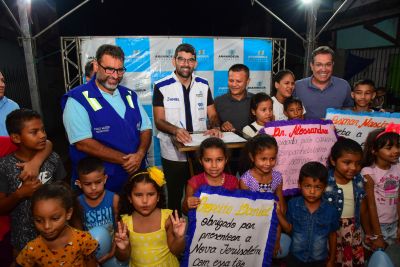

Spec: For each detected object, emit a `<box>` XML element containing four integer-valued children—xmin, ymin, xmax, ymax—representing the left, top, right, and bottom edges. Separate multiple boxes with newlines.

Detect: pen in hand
<box><xmin>176</xmin><ymin>121</ymin><xmax>191</xmax><ymax>143</ymax></box>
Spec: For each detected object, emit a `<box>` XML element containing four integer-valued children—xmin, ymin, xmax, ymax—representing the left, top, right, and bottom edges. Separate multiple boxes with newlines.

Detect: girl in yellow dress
<box><xmin>115</xmin><ymin>167</ymin><xmax>186</xmax><ymax>267</ymax></box>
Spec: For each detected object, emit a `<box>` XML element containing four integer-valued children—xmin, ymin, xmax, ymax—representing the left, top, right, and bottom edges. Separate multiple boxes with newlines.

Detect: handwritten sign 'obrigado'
<box><xmin>182</xmin><ymin>186</ymin><xmax>278</xmax><ymax>267</ymax></box>
<box><xmin>325</xmin><ymin>108</ymin><xmax>400</xmax><ymax>146</ymax></box>
<box><xmin>260</xmin><ymin>119</ymin><xmax>337</xmax><ymax>195</ymax></box>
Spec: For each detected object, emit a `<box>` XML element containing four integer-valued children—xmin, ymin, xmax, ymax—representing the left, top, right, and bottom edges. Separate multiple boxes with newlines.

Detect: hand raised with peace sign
<box><xmin>170</xmin><ymin>210</ymin><xmax>186</xmax><ymax>238</ymax></box>
<box><xmin>114</xmin><ymin>221</ymin><xmax>129</xmax><ymax>251</ymax></box>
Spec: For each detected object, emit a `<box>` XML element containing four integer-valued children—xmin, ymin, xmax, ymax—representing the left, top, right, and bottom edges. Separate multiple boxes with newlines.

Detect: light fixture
<box><xmin>302</xmin><ymin>0</ymin><xmax>314</xmax><ymax>4</ymax></box>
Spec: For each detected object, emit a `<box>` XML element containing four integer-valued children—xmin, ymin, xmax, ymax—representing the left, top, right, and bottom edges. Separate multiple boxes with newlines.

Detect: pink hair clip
<box><xmin>385</xmin><ymin>122</ymin><xmax>400</xmax><ymax>133</ymax></box>
<box><xmin>375</xmin><ymin>122</ymin><xmax>400</xmax><ymax>140</ymax></box>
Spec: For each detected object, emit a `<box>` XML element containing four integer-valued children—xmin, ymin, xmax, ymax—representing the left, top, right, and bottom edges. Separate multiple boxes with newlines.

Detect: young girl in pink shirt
<box><xmin>183</xmin><ymin>137</ymin><xmax>239</xmax><ymax>214</ymax></box>
<box><xmin>362</xmin><ymin>126</ymin><xmax>400</xmax><ymax>249</ymax></box>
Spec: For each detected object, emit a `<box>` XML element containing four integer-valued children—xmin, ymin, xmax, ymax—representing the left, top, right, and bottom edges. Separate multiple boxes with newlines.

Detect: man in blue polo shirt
<box><xmin>62</xmin><ymin>44</ymin><xmax>152</xmax><ymax>192</ymax></box>
<box><xmin>0</xmin><ymin>71</ymin><xmax>19</xmax><ymax>136</ymax></box>
<box><xmin>294</xmin><ymin>46</ymin><xmax>353</xmax><ymax>119</ymax></box>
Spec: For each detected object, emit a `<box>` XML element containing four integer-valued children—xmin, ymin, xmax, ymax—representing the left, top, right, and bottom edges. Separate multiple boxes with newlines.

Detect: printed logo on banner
<box><xmin>155</xmin><ymin>49</ymin><xmax>174</xmax><ymax>59</ymax></box>
<box><xmin>248</xmin><ymin>81</ymin><xmax>267</xmax><ymax>95</ymax></box>
<box><xmin>244</xmin><ymin>39</ymin><xmax>272</xmax><ymax>71</ymax></box>
<box><xmin>149</xmin><ymin>37</ymin><xmax>182</xmax><ymax>72</ymax></box>
<box><xmin>152</xmin><ymin>48</ymin><xmax>174</xmax><ymax>69</ymax></box>
<box><xmin>116</xmin><ymin>38</ymin><xmax>150</xmax><ymax>72</ymax></box>
<box><xmin>247</xmin><ymin>71</ymin><xmax>272</xmax><ymax>95</ymax></box>
<box><xmin>120</xmin><ymin>72</ymin><xmax>152</xmax><ymax>104</ymax></box>
<box><xmin>182</xmin><ymin>38</ymin><xmax>214</xmax><ymax>71</ymax></box>
<box><xmin>195</xmin><ymin>71</ymin><xmax>214</xmax><ymax>96</ymax></box>
<box><xmin>220</xmin><ymin>49</ymin><xmax>239</xmax><ymax>59</ymax></box>
<box><xmin>214</xmin><ymin>38</ymin><xmax>244</xmax><ymax>70</ymax></box>
<box><xmin>213</xmin><ymin>71</ymin><xmax>228</xmax><ymax>98</ymax></box>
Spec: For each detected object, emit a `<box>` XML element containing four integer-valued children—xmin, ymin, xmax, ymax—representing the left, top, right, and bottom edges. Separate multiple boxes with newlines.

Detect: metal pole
<box><xmin>1</xmin><ymin>0</ymin><xmax>25</xmax><ymax>37</ymax></box>
<box><xmin>315</xmin><ymin>0</ymin><xmax>351</xmax><ymax>40</ymax></box>
<box><xmin>303</xmin><ymin>2</ymin><xmax>318</xmax><ymax>77</ymax></box>
<box><xmin>17</xmin><ymin>0</ymin><xmax>42</xmax><ymax>115</ymax></box>
<box><xmin>32</xmin><ymin>0</ymin><xmax>91</xmax><ymax>40</ymax></box>
<box><xmin>251</xmin><ymin>0</ymin><xmax>349</xmax><ymax>78</ymax></box>
<box><xmin>253</xmin><ymin>0</ymin><xmax>307</xmax><ymax>43</ymax></box>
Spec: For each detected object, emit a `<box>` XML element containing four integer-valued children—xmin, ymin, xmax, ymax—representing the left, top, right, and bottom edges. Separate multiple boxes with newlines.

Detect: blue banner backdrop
<box><xmin>80</xmin><ymin>37</ymin><xmax>273</xmax><ymax>166</ymax></box>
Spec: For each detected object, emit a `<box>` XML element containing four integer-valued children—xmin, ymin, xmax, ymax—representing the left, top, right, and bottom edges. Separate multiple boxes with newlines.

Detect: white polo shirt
<box><xmin>153</xmin><ymin>72</ymin><xmax>212</xmax><ymax>161</ymax></box>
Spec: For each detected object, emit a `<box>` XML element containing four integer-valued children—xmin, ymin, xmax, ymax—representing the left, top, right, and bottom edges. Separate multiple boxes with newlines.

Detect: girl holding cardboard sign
<box><xmin>183</xmin><ymin>137</ymin><xmax>239</xmax><ymax>214</ymax></box>
<box><xmin>239</xmin><ymin>134</ymin><xmax>285</xmax><ymax>257</ymax></box>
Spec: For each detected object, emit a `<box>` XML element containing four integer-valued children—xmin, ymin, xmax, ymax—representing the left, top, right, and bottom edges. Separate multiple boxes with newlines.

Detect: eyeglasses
<box><xmin>98</xmin><ymin>62</ymin><xmax>126</xmax><ymax>75</ymax></box>
<box><xmin>175</xmin><ymin>56</ymin><xmax>196</xmax><ymax>65</ymax></box>
<box><xmin>313</xmin><ymin>62</ymin><xmax>333</xmax><ymax>69</ymax></box>
<box><xmin>302</xmin><ymin>185</ymin><xmax>324</xmax><ymax>191</ymax></box>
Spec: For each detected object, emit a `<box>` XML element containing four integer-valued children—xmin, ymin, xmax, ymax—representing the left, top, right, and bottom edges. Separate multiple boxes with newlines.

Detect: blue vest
<box><xmin>79</xmin><ymin>190</ymin><xmax>116</xmax><ymax>235</ymax></box>
<box><xmin>61</xmin><ymin>78</ymin><xmax>144</xmax><ymax>192</ymax></box>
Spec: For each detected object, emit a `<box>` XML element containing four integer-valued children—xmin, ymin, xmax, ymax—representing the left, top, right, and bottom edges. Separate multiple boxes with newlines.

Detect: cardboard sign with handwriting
<box><xmin>325</xmin><ymin>108</ymin><xmax>400</xmax><ymax>146</ymax></box>
<box><xmin>182</xmin><ymin>186</ymin><xmax>278</xmax><ymax>267</ymax></box>
<box><xmin>260</xmin><ymin>119</ymin><xmax>337</xmax><ymax>195</ymax></box>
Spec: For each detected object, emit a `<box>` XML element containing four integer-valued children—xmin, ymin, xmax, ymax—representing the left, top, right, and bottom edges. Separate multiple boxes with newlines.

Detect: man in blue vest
<box><xmin>62</xmin><ymin>44</ymin><xmax>152</xmax><ymax>193</ymax></box>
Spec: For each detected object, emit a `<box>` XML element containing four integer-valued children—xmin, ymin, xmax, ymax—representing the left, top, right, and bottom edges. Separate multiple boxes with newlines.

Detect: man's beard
<box><xmin>98</xmin><ymin>76</ymin><xmax>122</xmax><ymax>91</ymax></box>
<box><xmin>176</xmin><ymin>67</ymin><xmax>193</xmax><ymax>79</ymax></box>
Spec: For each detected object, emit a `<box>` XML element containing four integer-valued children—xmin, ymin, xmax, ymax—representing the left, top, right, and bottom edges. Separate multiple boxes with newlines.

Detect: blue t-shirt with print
<box><xmin>79</xmin><ymin>190</ymin><xmax>116</xmax><ymax>235</ymax></box>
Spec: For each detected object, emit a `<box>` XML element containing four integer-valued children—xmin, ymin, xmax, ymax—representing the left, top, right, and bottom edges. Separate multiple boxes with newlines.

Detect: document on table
<box><xmin>184</xmin><ymin>132</ymin><xmax>246</xmax><ymax>146</ymax></box>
